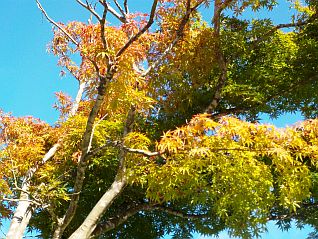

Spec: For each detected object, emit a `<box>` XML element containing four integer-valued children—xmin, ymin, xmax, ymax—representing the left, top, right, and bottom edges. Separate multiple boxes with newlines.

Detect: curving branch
<box><xmin>85</xmin><ymin>138</ymin><xmax>162</xmax><ymax>159</ymax></box>
<box><xmin>52</xmin><ymin>73</ymin><xmax>112</xmax><ymax>239</ymax></box>
<box><xmin>1</xmin><ymin>197</ymin><xmax>41</xmax><ymax>206</ymax></box>
<box><xmin>91</xmin><ymin>203</ymin><xmax>209</xmax><ymax>238</ymax></box>
<box><xmin>124</xmin><ymin>147</ymin><xmax>162</xmax><ymax>157</ymax></box>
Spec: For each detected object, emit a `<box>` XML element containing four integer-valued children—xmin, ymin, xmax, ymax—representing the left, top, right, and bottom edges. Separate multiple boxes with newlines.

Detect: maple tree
<box><xmin>1</xmin><ymin>0</ymin><xmax>318</xmax><ymax>238</ymax></box>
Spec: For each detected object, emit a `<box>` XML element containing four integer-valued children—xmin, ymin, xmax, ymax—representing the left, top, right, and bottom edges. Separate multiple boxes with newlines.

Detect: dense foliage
<box><xmin>1</xmin><ymin>0</ymin><xmax>318</xmax><ymax>238</ymax></box>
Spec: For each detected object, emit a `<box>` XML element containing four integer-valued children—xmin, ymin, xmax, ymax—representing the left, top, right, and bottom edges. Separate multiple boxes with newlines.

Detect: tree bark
<box><xmin>68</xmin><ymin>177</ymin><xmax>126</xmax><ymax>239</ymax></box>
<box><xmin>6</xmin><ymin>189</ymin><xmax>32</xmax><ymax>239</ymax></box>
<box><xmin>6</xmin><ymin>143</ymin><xmax>60</xmax><ymax>238</ymax></box>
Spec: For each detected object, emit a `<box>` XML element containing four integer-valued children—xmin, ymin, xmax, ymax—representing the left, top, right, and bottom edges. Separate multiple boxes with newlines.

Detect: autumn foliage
<box><xmin>1</xmin><ymin>0</ymin><xmax>318</xmax><ymax>238</ymax></box>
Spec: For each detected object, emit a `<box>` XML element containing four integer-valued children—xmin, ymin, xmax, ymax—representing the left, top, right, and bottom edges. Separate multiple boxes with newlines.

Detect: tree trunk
<box><xmin>68</xmin><ymin>178</ymin><xmax>126</xmax><ymax>239</ymax></box>
<box><xmin>6</xmin><ymin>191</ymin><xmax>32</xmax><ymax>239</ymax></box>
<box><xmin>6</xmin><ymin>144</ymin><xmax>60</xmax><ymax>239</ymax></box>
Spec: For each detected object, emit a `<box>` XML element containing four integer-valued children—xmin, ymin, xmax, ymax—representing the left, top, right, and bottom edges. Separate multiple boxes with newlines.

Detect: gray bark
<box><xmin>6</xmin><ymin>188</ymin><xmax>32</xmax><ymax>239</ymax></box>
<box><xmin>68</xmin><ymin>177</ymin><xmax>126</xmax><ymax>239</ymax></box>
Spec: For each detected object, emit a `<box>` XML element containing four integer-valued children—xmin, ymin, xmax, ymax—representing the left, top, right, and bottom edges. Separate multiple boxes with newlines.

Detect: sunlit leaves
<box><xmin>0</xmin><ymin>113</ymin><xmax>51</xmax><ymax>175</ymax></box>
<box><xmin>3</xmin><ymin>0</ymin><xmax>318</xmax><ymax>238</ymax></box>
<box><xmin>126</xmin><ymin>114</ymin><xmax>318</xmax><ymax>236</ymax></box>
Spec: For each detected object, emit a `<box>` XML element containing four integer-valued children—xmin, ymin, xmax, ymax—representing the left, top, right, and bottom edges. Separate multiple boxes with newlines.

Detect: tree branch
<box><xmin>154</xmin><ymin>205</ymin><xmax>208</xmax><ymax>219</ymax></box>
<box><xmin>86</xmin><ymin>138</ymin><xmax>162</xmax><ymax>159</ymax></box>
<box><xmin>204</xmin><ymin>0</ymin><xmax>228</xmax><ymax>114</ymax></box>
<box><xmin>99</xmin><ymin>2</ymin><xmax>111</xmax><ymax>65</ymax></box>
<box><xmin>68</xmin><ymin>107</ymin><xmax>136</xmax><ymax>238</ymax></box>
<box><xmin>6</xmin><ymin>141</ymin><xmax>58</xmax><ymax>239</ymax></box>
<box><xmin>252</xmin><ymin>20</ymin><xmax>315</xmax><ymax>47</ymax></box>
<box><xmin>0</xmin><ymin>197</ymin><xmax>41</xmax><ymax>206</ymax></box>
<box><xmin>142</xmin><ymin>0</ymin><xmax>205</xmax><ymax>77</ymax></box>
<box><xmin>75</xmin><ymin>0</ymin><xmax>101</xmax><ymax>21</ymax></box>
<box><xmin>99</xmin><ymin>0</ymin><xmax>128</xmax><ymax>23</ymax></box>
<box><xmin>124</xmin><ymin>0</ymin><xmax>129</xmax><ymax>14</ymax></box>
<box><xmin>116</xmin><ymin>0</ymin><xmax>158</xmax><ymax>57</ymax></box>
<box><xmin>88</xmin><ymin>114</ymin><xmax>108</xmax><ymax>152</ymax></box>
<box><xmin>36</xmin><ymin>0</ymin><xmax>79</xmax><ymax>46</ymax></box>
<box><xmin>91</xmin><ymin>203</ymin><xmax>208</xmax><ymax>237</ymax></box>
<box><xmin>113</xmin><ymin>0</ymin><xmax>126</xmax><ymax>18</ymax></box>
<box><xmin>123</xmin><ymin>147</ymin><xmax>161</xmax><ymax>157</ymax></box>
<box><xmin>69</xmin><ymin>81</ymin><xmax>86</xmax><ymax>116</ymax></box>
<box><xmin>52</xmin><ymin>73</ymin><xmax>112</xmax><ymax>238</ymax></box>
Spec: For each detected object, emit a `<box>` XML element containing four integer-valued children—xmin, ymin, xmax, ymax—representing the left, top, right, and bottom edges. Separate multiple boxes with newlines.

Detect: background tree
<box><xmin>1</xmin><ymin>0</ymin><xmax>318</xmax><ymax>238</ymax></box>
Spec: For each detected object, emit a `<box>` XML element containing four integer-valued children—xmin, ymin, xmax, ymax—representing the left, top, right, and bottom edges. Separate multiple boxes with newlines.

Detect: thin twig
<box><xmin>92</xmin><ymin>203</ymin><xmax>208</xmax><ymax>237</ymax></box>
<box><xmin>36</xmin><ymin>0</ymin><xmax>79</xmax><ymax>46</ymax></box>
<box><xmin>75</xmin><ymin>0</ymin><xmax>101</xmax><ymax>21</ymax></box>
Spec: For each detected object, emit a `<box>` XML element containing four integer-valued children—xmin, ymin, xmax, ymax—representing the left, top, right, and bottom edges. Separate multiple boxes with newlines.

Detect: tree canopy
<box><xmin>1</xmin><ymin>0</ymin><xmax>318</xmax><ymax>238</ymax></box>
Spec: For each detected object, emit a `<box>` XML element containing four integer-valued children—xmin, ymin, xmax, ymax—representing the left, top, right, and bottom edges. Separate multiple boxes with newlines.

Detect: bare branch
<box><xmin>86</xmin><ymin>138</ymin><xmax>161</xmax><ymax>159</ymax></box>
<box><xmin>116</xmin><ymin>0</ymin><xmax>158</xmax><ymax>57</ymax></box>
<box><xmin>52</xmin><ymin>63</ymin><xmax>116</xmax><ymax>236</ymax></box>
<box><xmin>154</xmin><ymin>205</ymin><xmax>208</xmax><ymax>219</ymax></box>
<box><xmin>68</xmin><ymin>106</ymin><xmax>136</xmax><ymax>238</ymax></box>
<box><xmin>124</xmin><ymin>0</ymin><xmax>129</xmax><ymax>14</ymax></box>
<box><xmin>204</xmin><ymin>0</ymin><xmax>228</xmax><ymax>114</ymax></box>
<box><xmin>99</xmin><ymin>0</ymin><xmax>128</xmax><ymax>23</ymax></box>
<box><xmin>69</xmin><ymin>81</ymin><xmax>86</xmax><ymax>116</ymax></box>
<box><xmin>70</xmin><ymin>173</ymin><xmax>126</xmax><ymax>238</ymax></box>
<box><xmin>123</xmin><ymin>147</ymin><xmax>161</xmax><ymax>157</ymax></box>
<box><xmin>113</xmin><ymin>0</ymin><xmax>126</xmax><ymax>17</ymax></box>
<box><xmin>252</xmin><ymin>20</ymin><xmax>315</xmax><ymax>46</ymax></box>
<box><xmin>75</xmin><ymin>0</ymin><xmax>101</xmax><ymax>21</ymax></box>
<box><xmin>99</xmin><ymin>3</ymin><xmax>111</xmax><ymax>64</ymax></box>
<box><xmin>92</xmin><ymin>203</ymin><xmax>208</xmax><ymax>237</ymax></box>
<box><xmin>36</xmin><ymin>0</ymin><xmax>79</xmax><ymax>46</ymax></box>
<box><xmin>1</xmin><ymin>197</ymin><xmax>41</xmax><ymax>206</ymax></box>
<box><xmin>91</xmin><ymin>204</ymin><xmax>147</xmax><ymax>237</ymax></box>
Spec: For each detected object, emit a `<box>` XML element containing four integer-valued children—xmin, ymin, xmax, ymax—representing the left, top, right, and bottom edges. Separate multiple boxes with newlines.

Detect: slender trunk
<box><xmin>6</xmin><ymin>186</ymin><xmax>32</xmax><ymax>239</ymax></box>
<box><xmin>6</xmin><ymin>143</ymin><xmax>60</xmax><ymax>238</ymax></box>
<box><xmin>70</xmin><ymin>81</ymin><xmax>86</xmax><ymax>116</ymax></box>
<box><xmin>6</xmin><ymin>79</ymin><xmax>83</xmax><ymax>238</ymax></box>
<box><xmin>205</xmin><ymin>0</ymin><xmax>227</xmax><ymax>114</ymax></box>
<box><xmin>68</xmin><ymin>177</ymin><xmax>126</xmax><ymax>239</ymax></box>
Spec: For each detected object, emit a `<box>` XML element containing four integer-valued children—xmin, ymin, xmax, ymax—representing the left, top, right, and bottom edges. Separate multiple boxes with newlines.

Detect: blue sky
<box><xmin>0</xmin><ymin>0</ymin><xmax>314</xmax><ymax>238</ymax></box>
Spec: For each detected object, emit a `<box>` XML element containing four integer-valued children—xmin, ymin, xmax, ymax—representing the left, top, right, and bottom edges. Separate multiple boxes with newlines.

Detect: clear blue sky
<box><xmin>0</xmin><ymin>0</ymin><xmax>313</xmax><ymax>238</ymax></box>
